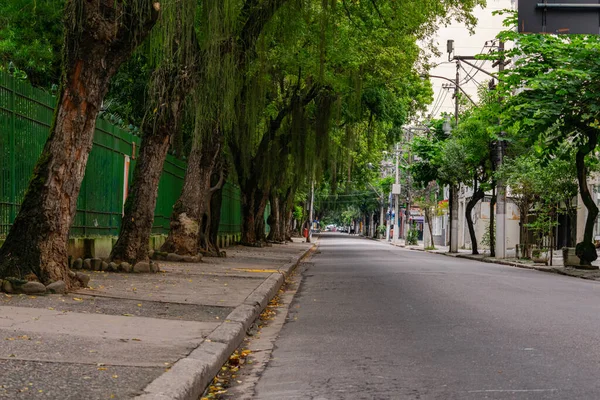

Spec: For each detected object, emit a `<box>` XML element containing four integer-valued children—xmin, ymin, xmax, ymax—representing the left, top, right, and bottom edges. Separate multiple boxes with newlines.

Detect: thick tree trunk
<box><xmin>209</xmin><ymin>182</ymin><xmax>224</xmax><ymax>255</ymax></box>
<box><xmin>161</xmin><ymin>132</ymin><xmax>222</xmax><ymax>255</ymax></box>
<box><xmin>111</xmin><ymin>119</ymin><xmax>174</xmax><ymax>264</ymax></box>
<box><xmin>575</xmin><ymin>133</ymin><xmax>599</xmax><ymax>265</ymax></box>
<box><xmin>466</xmin><ymin>188</ymin><xmax>485</xmax><ymax>255</ymax></box>
<box><xmin>198</xmin><ymin>155</ymin><xmax>225</xmax><ymax>256</ymax></box>
<box><xmin>254</xmin><ymin>190</ymin><xmax>269</xmax><ymax>243</ymax></box>
<box><xmin>240</xmin><ymin>186</ymin><xmax>269</xmax><ymax>245</ymax></box>
<box><xmin>0</xmin><ymin>1</ymin><xmax>158</xmax><ymax>286</ymax></box>
<box><xmin>161</xmin><ymin>141</ymin><xmax>204</xmax><ymax>255</ymax></box>
<box><xmin>283</xmin><ymin>188</ymin><xmax>295</xmax><ymax>241</ymax></box>
<box><xmin>267</xmin><ymin>194</ymin><xmax>285</xmax><ymax>243</ymax></box>
<box><xmin>111</xmin><ymin>81</ymin><xmax>187</xmax><ymax>265</ymax></box>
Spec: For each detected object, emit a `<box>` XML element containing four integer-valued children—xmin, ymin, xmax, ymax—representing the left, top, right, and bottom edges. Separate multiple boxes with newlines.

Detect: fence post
<box><xmin>9</xmin><ymin>75</ymin><xmax>16</xmax><ymax>223</ymax></box>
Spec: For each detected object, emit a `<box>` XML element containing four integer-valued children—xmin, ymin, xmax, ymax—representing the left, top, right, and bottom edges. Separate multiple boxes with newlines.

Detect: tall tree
<box><xmin>110</xmin><ymin>0</ymin><xmax>199</xmax><ymax>265</ymax></box>
<box><xmin>498</xmin><ymin>23</ymin><xmax>600</xmax><ymax>265</ymax></box>
<box><xmin>0</xmin><ymin>0</ymin><xmax>159</xmax><ymax>286</ymax></box>
<box><xmin>229</xmin><ymin>0</ymin><xmax>486</xmax><ymax>245</ymax></box>
<box><xmin>161</xmin><ymin>0</ymin><xmax>287</xmax><ymax>255</ymax></box>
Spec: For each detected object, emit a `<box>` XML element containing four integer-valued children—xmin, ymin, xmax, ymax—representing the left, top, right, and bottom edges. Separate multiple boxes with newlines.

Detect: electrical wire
<box><xmin>459</xmin><ymin>42</ymin><xmax>490</xmax><ymax>86</ymax></box>
<box><xmin>429</xmin><ymin>88</ymin><xmax>449</xmax><ymax>118</ymax></box>
<box><xmin>459</xmin><ymin>63</ymin><xmax>484</xmax><ymax>89</ymax></box>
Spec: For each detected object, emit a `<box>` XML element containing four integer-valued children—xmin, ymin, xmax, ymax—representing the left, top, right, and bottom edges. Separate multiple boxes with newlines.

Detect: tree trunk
<box><xmin>466</xmin><ymin>188</ymin><xmax>485</xmax><ymax>255</ymax></box>
<box><xmin>161</xmin><ymin>130</ymin><xmax>222</xmax><ymax>255</ymax></box>
<box><xmin>0</xmin><ymin>0</ymin><xmax>158</xmax><ymax>286</ymax></box>
<box><xmin>161</xmin><ymin>140</ymin><xmax>204</xmax><ymax>255</ymax></box>
<box><xmin>198</xmin><ymin>153</ymin><xmax>225</xmax><ymax>256</ymax></box>
<box><xmin>111</xmin><ymin>117</ymin><xmax>174</xmax><ymax>264</ymax></box>
<box><xmin>254</xmin><ymin>190</ymin><xmax>269</xmax><ymax>243</ymax></box>
<box><xmin>575</xmin><ymin>133</ymin><xmax>599</xmax><ymax>265</ymax></box>
<box><xmin>111</xmin><ymin>22</ymin><xmax>202</xmax><ymax>265</ymax></box>
<box><xmin>209</xmin><ymin>181</ymin><xmax>224</xmax><ymax>255</ymax></box>
<box><xmin>240</xmin><ymin>186</ymin><xmax>268</xmax><ymax>246</ymax></box>
<box><xmin>425</xmin><ymin>207</ymin><xmax>435</xmax><ymax>248</ymax></box>
<box><xmin>518</xmin><ymin>199</ymin><xmax>530</xmax><ymax>258</ymax></box>
<box><xmin>267</xmin><ymin>194</ymin><xmax>285</xmax><ymax>243</ymax></box>
<box><xmin>490</xmin><ymin>188</ymin><xmax>496</xmax><ymax>257</ymax></box>
<box><xmin>283</xmin><ymin>188</ymin><xmax>295</xmax><ymax>241</ymax></box>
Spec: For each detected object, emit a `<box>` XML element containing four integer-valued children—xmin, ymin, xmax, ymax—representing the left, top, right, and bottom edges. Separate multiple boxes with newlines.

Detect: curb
<box><xmin>136</xmin><ymin>243</ymin><xmax>317</xmax><ymax>400</ymax></box>
<box><xmin>400</xmin><ymin>244</ymin><xmax>595</xmax><ymax>279</ymax></box>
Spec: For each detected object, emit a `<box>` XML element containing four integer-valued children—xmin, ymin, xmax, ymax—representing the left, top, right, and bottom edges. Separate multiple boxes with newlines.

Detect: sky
<box><xmin>425</xmin><ymin>0</ymin><xmax>516</xmax><ymax>119</ymax></box>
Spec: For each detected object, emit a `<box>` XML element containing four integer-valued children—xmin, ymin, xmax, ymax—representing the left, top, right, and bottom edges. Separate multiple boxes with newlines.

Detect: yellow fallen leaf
<box><xmin>73</xmin><ymin>298</ymin><xmax>83</xmax><ymax>301</ymax></box>
<box><xmin>97</xmin><ymin>367</ymin><xmax>107</xmax><ymax>371</ymax></box>
<box><xmin>137</xmin><ymin>304</ymin><xmax>142</xmax><ymax>307</ymax></box>
<box><xmin>232</xmin><ymin>268</ymin><xmax>279</xmax><ymax>273</ymax></box>
<box><xmin>112</xmin><ymin>375</ymin><xmax>118</xmax><ymax>379</ymax></box>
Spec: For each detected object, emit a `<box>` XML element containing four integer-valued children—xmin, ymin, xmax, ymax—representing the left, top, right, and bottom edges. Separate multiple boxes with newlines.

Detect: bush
<box><xmin>406</xmin><ymin>223</ymin><xmax>419</xmax><ymax>245</ymax></box>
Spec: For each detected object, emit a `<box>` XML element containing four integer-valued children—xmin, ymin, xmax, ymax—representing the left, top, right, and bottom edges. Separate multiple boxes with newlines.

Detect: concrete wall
<box><xmin>67</xmin><ymin>233</ymin><xmax>240</xmax><ymax>260</ymax></box>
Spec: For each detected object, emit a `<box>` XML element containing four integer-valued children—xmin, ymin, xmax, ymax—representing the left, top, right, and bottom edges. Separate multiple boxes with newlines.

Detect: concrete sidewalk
<box><xmin>0</xmin><ymin>240</ymin><xmax>313</xmax><ymax>400</ymax></box>
<box><xmin>383</xmin><ymin>239</ymin><xmax>600</xmax><ymax>282</ymax></box>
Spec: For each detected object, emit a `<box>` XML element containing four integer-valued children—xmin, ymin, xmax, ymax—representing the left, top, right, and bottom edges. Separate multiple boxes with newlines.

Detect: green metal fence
<box><xmin>0</xmin><ymin>71</ymin><xmax>242</xmax><ymax>238</ymax></box>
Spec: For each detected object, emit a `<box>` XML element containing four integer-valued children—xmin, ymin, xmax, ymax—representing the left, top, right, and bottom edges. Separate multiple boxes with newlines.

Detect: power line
<box><xmin>460</xmin><ymin>63</ymin><xmax>483</xmax><ymax>89</ymax></box>
<box><xmin>430</xmin><ymin>88</ymin><xmax>449</xmax><ymax>118</ymax></box>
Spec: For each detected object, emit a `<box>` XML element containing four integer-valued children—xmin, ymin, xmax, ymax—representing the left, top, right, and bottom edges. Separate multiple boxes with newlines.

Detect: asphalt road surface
<box><xmin>252</xmin><ymin>233</ymin><xmax>600</xmax><ymax>400</ymax></box>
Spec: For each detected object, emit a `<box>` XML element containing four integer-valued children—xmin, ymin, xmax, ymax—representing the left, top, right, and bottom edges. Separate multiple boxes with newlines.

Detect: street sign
<box><xmin>392</xmin><ymin>184</ymin><xmax>401</xmax><ymax>195</ymax></box>
<box><xmin>518</xmin><ymin>0</ymin><xmax>600</xmax><ymax>35</ymax></box>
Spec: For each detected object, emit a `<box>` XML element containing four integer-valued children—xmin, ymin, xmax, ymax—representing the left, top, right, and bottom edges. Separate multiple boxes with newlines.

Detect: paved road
<box><xmin>253</xmin><ymin>233</ymin><xmax>600</xmax><ymax>399</ymax></box>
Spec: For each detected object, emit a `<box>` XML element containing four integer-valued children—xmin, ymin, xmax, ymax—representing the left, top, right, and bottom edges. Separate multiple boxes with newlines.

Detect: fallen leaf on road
<box><xmin>73</xmin><ymin>298</ymin><xmax>83</xmax><ymax>301</ymax></box>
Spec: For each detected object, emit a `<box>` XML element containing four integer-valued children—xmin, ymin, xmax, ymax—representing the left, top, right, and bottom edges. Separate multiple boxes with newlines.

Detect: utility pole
<box><xmin>449</xmin><ymin>61</ymin><xmax>460</xmax><ymax>253</ymax></box>
<box><xmin>494</xmin><ymin>41</ymin><xmax>507</xmax><ymax>258</ymax></box>
<box><xmin>404</xmin><ymin>129</ymin><xmax>413</xmax><ymax>244</ymax></box>
<box><xmin>394</xmin><ymin>142</ymin><xmax>400</xmax><ymax>244</ymax></box>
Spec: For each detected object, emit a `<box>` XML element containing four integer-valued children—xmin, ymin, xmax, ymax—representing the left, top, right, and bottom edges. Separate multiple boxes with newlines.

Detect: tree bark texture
<box><xmin>267</xmin><ymin>194</ymin><xmax>285</xmax><ymax>243</ymax></box>
<box><xmin>110</xmin><ymin>115</ymin><xmax>175</xmax><ymax>264</ymax></box>
<box><xmin>198</xmin><ymin>151</ymin><xmax>225</xmax><ymax>255</ymax></box>
<box><xmin>161</xmin><ymin>132</ymin><xmax>222</xmax><ymax>255</ymax></box>
<box><xmin>576</xmin><ymin>135</ymin><xmax>599</xmax><ymax>244</ymax></box>
<box><xmin>111</xmin><ymin>67</ymin><xmax>191</xmax><ymax>264</ymax></box>
<box><xmin>240</xmin><ymin>186</ymin><xmax>269</xmax><ymax>245</ymax></box>
<box><xmin>575</xmin><ymin>132</ymin><xmax>599</xmax><ymax>264</ymax></box>
<box><xmin>0</xmin><ymin>0</ymin><xmax>158</xmax><ymax>285</ymax></box>
<box><xmin>209</xmin><ymin>180</ymin><xmax>224</xmax><ymax>255</ymax></box>
<box><xmin>466</xmin><ymin>188</ymin><xmax>485</xmax><ymax>255</ymax></box>
<box><xmin>283</xmin><ymin>188</ymin><xmax>295</xmax><ymax>241</ymax></box>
